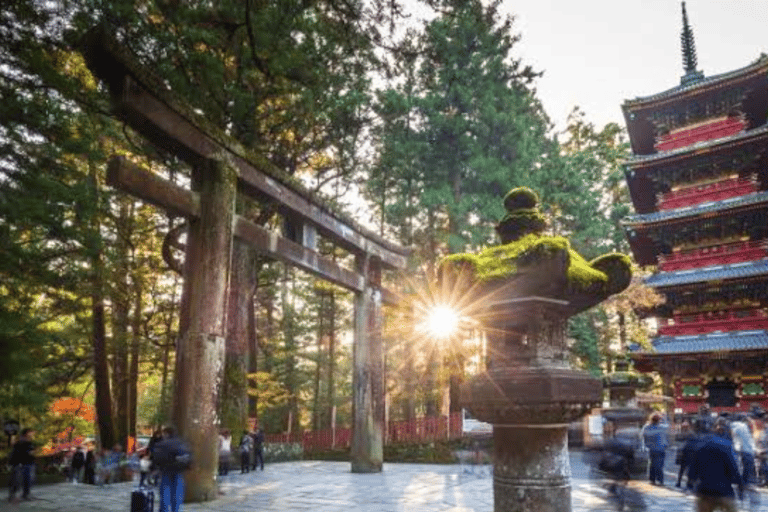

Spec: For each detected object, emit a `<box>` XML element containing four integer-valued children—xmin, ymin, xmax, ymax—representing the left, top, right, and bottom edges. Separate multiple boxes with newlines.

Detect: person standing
<box><xmin>84</xmin><ymin>446</ymin><xmax>96</xmax><ymax>484</ymax></box>
<box><xmin>138</xmin><ymin>450</ymin><xmax>152</xmax><ymax>487</ymax></box>
<box><xmin>251</xmin><ymin>425</ymin><xmax>264</xmax><ymax>471</ymax></box>
<box><xmin>154</xmin><ymin>426</ymin><xmax>191</xmax><ymax>512</ymax></box>
<box><xmin>7</xmin><ymin>428</ymin><xmax>35</xmax><ymax>503</ymax></box>
<box><xmin>641</xmin><ymin>412</ymin><xmax>669</xmax><ymax>486</ymax></box>
<box><xmin>238</xmin><ymin>431</ymin><xmax>252</xmax><ymax>474</ymax></box>
<box><xmin>688</xmin><ymin>417</ymin><xmax>743</xmax><ymax>512</ymax></box>
<box><xmin>218</xmin><ymin>429</ymin><xmax>231</xmax><ymax>476</ymax></box>
<box><xmin>70</xmin><ymin>445</ymin><xmax>85</xmax><ymax>484</ymax></box>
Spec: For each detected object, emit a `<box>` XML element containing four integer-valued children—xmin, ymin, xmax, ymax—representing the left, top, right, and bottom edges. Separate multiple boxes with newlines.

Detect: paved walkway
<box><xmin>3</xmin><ymin>454</ymin><xmax>767</xmax><ymax>511</ymax></box>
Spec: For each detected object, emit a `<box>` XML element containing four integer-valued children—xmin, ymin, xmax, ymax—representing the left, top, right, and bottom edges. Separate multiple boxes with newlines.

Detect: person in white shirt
<box><xmin>218</xmin><ymin>429</ymin><xmax>231</xmax><ymax>476</ymax></box>
<box><xmin>731</xmin><ymin>413</ymin><xmax>757</xmax><ymax>485</ymax></box>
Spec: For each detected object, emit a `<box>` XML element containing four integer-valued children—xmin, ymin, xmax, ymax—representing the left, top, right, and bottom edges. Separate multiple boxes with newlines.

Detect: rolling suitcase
<box><xmin>130</xmin><ymin>485</ymin><xmax>154</xmax><ymax>512</ymax></box>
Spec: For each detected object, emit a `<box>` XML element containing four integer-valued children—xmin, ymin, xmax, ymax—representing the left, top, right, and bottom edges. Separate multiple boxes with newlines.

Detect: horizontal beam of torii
<box><xmin>81</xmin><ymin>26</ymin><xmax>409</xmax><ymax>282</ymax></box>
<box><xmin>107</xmin><ymin>156</ymin><xmax>400</xmax><ymax>303</ymax></box>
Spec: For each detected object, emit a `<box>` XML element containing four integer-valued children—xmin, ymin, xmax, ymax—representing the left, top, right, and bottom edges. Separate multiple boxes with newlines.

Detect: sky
<box><xmin>505</xmin><ymin>0</ymin><xmax>768</xmax><ymax>133</ymax></box>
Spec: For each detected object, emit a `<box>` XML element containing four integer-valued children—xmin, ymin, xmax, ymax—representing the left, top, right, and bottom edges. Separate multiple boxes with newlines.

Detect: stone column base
<box><xmin>492</xmin><ymin>425</ymin><xmax>571</xmax><ymax>512</ymax></box>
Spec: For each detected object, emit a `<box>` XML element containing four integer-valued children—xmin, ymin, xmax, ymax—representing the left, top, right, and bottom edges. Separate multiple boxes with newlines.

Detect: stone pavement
<box><xmin>2</xmin><ymin>454</ymin><xmax>767</xmax><ymax>512</ymax></box>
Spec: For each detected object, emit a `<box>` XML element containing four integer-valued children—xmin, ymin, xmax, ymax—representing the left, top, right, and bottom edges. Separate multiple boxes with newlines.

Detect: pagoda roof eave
<box><xmin>622</xmin><ymin>190</ymin><xmax>768</xmax><ymax>227</ymax></box>
<box><xmin>628</xmin><ymin>329</ymin><xmax>768</xmax><ymax>356</ymax></box>
<box><xmin>625</xmin><ymin>123</ymin><xmax>768</xmax><ymax>169</ymax></box>
<box><xmin>622</xmin><ymin>54</ymin><xmax>768</xmax><ymax>110</ymax></box>
<box><xmin>643</xmin><ymin>260</ymin><xmax>768</xmax><ymax>288</ymax></box>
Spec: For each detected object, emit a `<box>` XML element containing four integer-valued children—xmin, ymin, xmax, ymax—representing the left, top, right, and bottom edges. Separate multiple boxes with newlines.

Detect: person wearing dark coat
<box><xmin>676</xmin><ymin>419</ymin><xmax>707</xmax><ymax>489</ymax></box>
<box><xmin>688</xmin><ymin>417</ymin><xmax>744</xmax><ymax>512</ymax></box>
<box><xmin>84</xmin><ymin>448</ymin><xmax>96</xmax><ymax>484</ymax></box>
<box><xmin>8</xmin><ymin>428</ymin><xmax>35</xmax><ymax>503</ymax></box>
<box><xmin>154</xmin><ymin>426</ymin><xmax>191</xmax><ymax>512</ymax></box>
<box><xmin>70</xmin><ymin>446</ymin><xmax>86</xmax><ymax>483</ymax></box>
<box><xmin>250</xmin><ymin>426</ymin><xmax>265</xmax><ymax>471</ymax></box>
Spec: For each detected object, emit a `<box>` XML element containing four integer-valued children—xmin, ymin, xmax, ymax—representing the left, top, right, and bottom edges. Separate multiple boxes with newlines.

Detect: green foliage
<box><xmin>263</xmin><ymin>442</ymin><xmax>303</xmax><ymax>463</ymax></box>
<box><xmin>366</xmin><ymin>0</ymin><xmax>551</xmax><ymax>259</ymax></box>
<box><xmin>383</xmin><ymin>440</ymin><xmax>458</xmax><ymax>463</ymax></box>
<box><xmin>568</xmin><ymin>311</ymin><xmax>604</xmax><ymax>375</ymax></box>
<box><xmin>306</xmin><ymin>439</ymin><xmax>464</xmax><ymax>464</ymax></box>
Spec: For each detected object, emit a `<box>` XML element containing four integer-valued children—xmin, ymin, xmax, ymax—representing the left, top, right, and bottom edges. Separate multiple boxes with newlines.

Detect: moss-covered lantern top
<box><xmin>441</xmin><ymin>187</ymin><xmax>632</xmax><ymax>316</ymax></box>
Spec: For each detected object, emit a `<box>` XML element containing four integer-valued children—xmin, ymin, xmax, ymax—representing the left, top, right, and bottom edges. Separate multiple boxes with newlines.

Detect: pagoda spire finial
<box><xmin>680</xmin><ymin>2</ymin><xmax>704</xmax><ymax>85</ymax></box>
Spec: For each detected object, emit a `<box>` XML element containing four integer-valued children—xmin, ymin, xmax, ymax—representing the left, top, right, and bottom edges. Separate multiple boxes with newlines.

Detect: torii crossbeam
<box><xmin>80</xmin><ymin>25</ymin><xmax>409</xmax><ymax>501</ymax></box>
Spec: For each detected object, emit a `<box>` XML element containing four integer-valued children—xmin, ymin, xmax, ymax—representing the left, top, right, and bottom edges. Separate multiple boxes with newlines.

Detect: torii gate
<box><xmin>80</xmin><ymin>26</ymin><xmax>409</xmax><ymax>501</ymax></box>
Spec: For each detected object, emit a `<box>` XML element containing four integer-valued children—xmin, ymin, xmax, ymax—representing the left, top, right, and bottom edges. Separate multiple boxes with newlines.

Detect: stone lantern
<box><xmin>441</xmin><ymin>188</ymin><xmax>631</xmax><ymax>512</ymax></box>
<box><xmin>603</xmin><ymin>358</ymin><xmax>653</xmax><ymax>408</ymax></box>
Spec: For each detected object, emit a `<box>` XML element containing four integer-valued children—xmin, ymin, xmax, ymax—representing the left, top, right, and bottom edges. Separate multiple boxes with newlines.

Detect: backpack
<box><xmin>154</xmin><ymin>438</ymin><xmax>193</xmax><ymax>472</ymax></box>
<box><xmin>239</xmin><ymin>436</ymin><xmax>252</xmax><ymax>455</ymax></box>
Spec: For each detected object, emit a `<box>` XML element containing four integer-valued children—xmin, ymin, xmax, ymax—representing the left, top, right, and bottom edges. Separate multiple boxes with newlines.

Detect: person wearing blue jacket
<box><xmin>688</xmin><ymin>417</ymin><xmax>744</xmax><ymax>512</ymax></box>
<box><xmin>641</xmin><ymin>412</ymin><xmax>669</xmax><ymax>485</ymax></box>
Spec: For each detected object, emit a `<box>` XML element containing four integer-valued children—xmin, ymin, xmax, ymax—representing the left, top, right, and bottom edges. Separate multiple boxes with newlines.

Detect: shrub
<box><xmin>263</xmin><ymin>442</ymin><xmax>303</xmax><ymax>463</ymax></box>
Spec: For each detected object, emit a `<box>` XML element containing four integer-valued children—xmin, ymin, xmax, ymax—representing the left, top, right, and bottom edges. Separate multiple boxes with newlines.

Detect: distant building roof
<box><xmin>622</xmin><ymin>54</ymin><xmax>768</xmax><ymax>108</ymax></box>
<box><xmin>622</xmin><ymin>190</ymin><xmax>768</xmax><ymax>226</ymax></box>
<box><xmin>645</xmin><ymin>260</ymin><xmax>768</xmax><ymax>288</ymax></box>
<box><xmin>630</xmin><ymin>329</ymin><xmax>768</xmax><ymax>355</ymax></box>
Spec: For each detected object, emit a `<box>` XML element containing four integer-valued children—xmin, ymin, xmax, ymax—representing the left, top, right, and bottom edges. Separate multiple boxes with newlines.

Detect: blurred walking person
<box><xmin>688</xmin><ymin>417</ymin><xmax>744</xmax><ymax>512</ymax></box>
<box><xmin>731</xmin><ymin>413</ymin><xmax>757</xmax><ymax>486</ymax></box>
<box><xmin>153</xmin><ymin>426</ymin><xmax>192</xmax><ymax>512</ymax></box>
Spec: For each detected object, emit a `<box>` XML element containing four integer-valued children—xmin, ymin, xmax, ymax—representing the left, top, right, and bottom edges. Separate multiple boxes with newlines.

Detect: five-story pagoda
<box><xmin>623</xmin><ymin>2</ymin><xmax>768</xmax><ymax>415</ymax></box>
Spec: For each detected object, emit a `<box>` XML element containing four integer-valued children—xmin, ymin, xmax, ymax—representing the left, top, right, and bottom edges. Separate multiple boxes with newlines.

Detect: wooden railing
<box><xmin>264</xmin><ymin>412</ymin><xmax>464</xmax><ymax>452</ymax></box>
<box><xmin>658</xmin><ymin>308</ymin><xmax>768</xmax><ymax>336</ymax></box>
<box><xmin>658</xmin><ymin>177</ymin><xmax>757</xmax><ymax>210</ymax></box>
<box><xmin>655</xmin><ymin>116</ymin><xmax>747</xmax><ymax>152</ymax></box>
<box><xmin>658</xmin><ymin>240</ymin><xmax>767</xmax><ymax>271</ymax></box>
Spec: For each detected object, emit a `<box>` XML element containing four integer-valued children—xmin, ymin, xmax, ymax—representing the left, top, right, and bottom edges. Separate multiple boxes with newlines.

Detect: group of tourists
<box><xmin>6</xmin><ymin>425</ymin><xmax>193</xmax><ymax>512</ymax></box>
<box><xmin>60</xmin><ymin>442</ymin><xmax>129</xmax><ymax>486</ymax></box>
<box><xmin>595</xmin><ymin>405</ymin><xmax>767</xmax><ymax>512</ymax></box>
<box><xmin>218</xmin><ymin>425</ymin><xmax>265</xmax><ymax>476</ymax></box>
<box><xmin>672</xmin><ymin>405</ymin><xmax>767</xmax><ymax>511</ymax></box>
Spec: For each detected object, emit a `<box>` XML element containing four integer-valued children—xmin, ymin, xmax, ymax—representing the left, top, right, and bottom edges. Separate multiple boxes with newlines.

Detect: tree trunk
<box><xmin>312</xmin><ymin>289</ymin><xmax>325</xmax><ymax>431</ymax></box>
<box><xmin>89</xmin><ymin>164</ymin><xmax>114</xmax><ymax>450</ymax></box>
<box><xmin>220</xmin><ymin>241</ymin><xmax>254</xmax><ymax>437</ymax></box>
<box><xmin>279</xmin><ymin>264</ymin><xmax>299</xmax><ymax>434</ymax></box>
<box><xmin>129</xmin><ymin>281</ymin><xmax>142</xmax><ymax>447</ymax></box>
<box><xmin>326</xmin><ymin>292</ymin><xmax>336</xmax><ymax>430</ymax></box>
<box><xmin>248</xmin><ymin>282</ymin><xmax>258</xmax><ymax>420</ymax></box>
<box><xmin>111</xmin><ymin>221</ymin><xmax>130</xmax><ymax>449</ymax></box>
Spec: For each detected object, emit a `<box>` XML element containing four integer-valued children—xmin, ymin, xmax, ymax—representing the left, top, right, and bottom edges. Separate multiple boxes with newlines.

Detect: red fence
<box><xmin>265</xmin><ymin>412</ymin><xmax>463</xmax><ymax>452</ymax></box>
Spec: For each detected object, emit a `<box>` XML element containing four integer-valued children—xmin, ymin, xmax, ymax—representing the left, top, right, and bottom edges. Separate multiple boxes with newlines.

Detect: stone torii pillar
<box><xmin>351</xmin><ymin>255</ymin><xmax>384</xmax><ymax>472</ymax></box>
<box><xmin>173</xmin><ymin>156</ymin><xmax>237</xmax><ymax>501</ymax></box>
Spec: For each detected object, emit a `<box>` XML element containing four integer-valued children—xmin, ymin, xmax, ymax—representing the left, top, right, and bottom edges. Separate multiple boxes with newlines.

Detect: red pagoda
<box><xmin>622</xmin><ymin>2</ymin><xmax>768</xmax><ymax>415</ymax></box>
